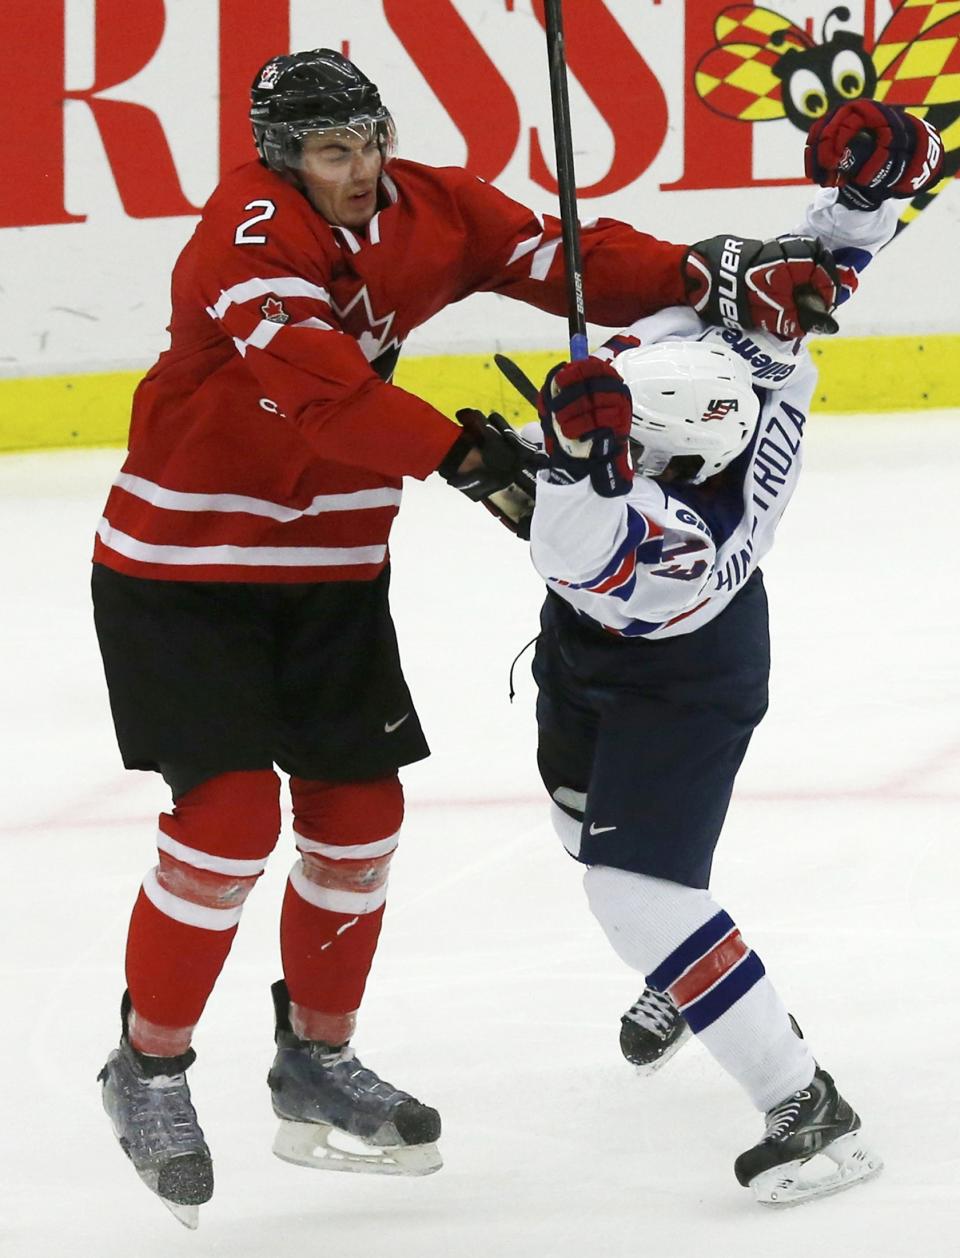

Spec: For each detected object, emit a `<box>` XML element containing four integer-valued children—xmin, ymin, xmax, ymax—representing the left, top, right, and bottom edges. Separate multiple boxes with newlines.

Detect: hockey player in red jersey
<box><xmin>92</xmin><ymin>48</ymin><xmax>848</xmax><ymax>1227</ymax></box>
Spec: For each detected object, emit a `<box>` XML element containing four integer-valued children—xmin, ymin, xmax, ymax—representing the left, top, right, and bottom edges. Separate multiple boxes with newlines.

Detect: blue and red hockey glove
<box><xmin>537</xmin><ymin>356</ymin><xmax>634</xmax><ymax>497</ymax></box>
<box><xmin>805</xmin><ymin>100</ymin><xmax>945</xmax><ymax>211</ymax></box>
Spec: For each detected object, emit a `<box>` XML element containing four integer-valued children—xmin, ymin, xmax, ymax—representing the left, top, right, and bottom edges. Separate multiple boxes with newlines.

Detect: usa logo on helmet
<box><xmin>702</xmin><ymin>398</ymin><xmax>739</xmax><ymax>422</ymax></box>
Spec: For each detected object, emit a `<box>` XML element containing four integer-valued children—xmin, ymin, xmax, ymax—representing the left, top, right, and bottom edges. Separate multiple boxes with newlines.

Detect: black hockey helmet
<box><xmin>250</xmin><ymin>49</ymin><xmax>397</xmax><ymax>172</ymax></box>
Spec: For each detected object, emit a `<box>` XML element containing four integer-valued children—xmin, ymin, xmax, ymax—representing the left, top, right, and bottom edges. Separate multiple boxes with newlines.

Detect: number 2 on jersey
<box><xmin>235</xmin><ymin>200</ymin><xmax>276</xmax><ymax>246</ymax></box>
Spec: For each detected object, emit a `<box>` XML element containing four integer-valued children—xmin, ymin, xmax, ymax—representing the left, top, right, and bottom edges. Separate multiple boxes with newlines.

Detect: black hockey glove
<box><xmin>683</xmin><ymin>233</ymin><xmax>841</xmax><ymax>339</ymax></box>
<box><xmin>805</xmin><ymin>101</ymin><xmax>945</xmax><ymax>211</ymax></box>
<box><xmin>537</xmin><ymin>358</ymin><xmax>634</xmax><ymax>497</ymax></box>
<box><xmin>437</xmin><ymin>409</ymin><xmax>547</xmax><ymax>539</ymax></box>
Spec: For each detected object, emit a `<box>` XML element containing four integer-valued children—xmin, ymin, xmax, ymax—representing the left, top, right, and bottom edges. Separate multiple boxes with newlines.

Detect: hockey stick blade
<box><xmin>494</xmin><ymin>353</ymin><xmax>540</xmax><ymax>408</ymax></box>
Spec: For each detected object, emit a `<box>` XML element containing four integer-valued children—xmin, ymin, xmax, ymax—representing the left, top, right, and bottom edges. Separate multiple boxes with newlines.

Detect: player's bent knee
<box><xmin>162</xmin><ymin>769</ymin><xmax>283</xmax><ymax>858</ymax></box>
<box><xmin>583</xmin><ymin>865</ymin><xmax>716</xmax><ymax>973</ymax></box>
<box><xmin>290</xmin><ymin>775</ymin><xmax>404</xmax><ymax>846</ymax></box>
<box><xmin>148</xmin><ymin>769</ymin><xmax>282</xmax><ymax>921</ymax></box>
<box><xmin>287</xmin><ymin>777</ymin><xmax>402</xmax><ymax>916</ymax></box>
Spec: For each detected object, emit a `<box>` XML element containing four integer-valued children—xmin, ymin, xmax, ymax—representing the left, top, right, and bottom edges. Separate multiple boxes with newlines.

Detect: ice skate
<box><xmin>619</xmin><ymin>987</ymin><xmax>692</xmax><ymax>1074</ymax></box>
<box><xmin>734</xmin><ymin>1066</ymin><xmax>882</xmax><ymax>1206</ymax></box>
<box><xmin>267</xmin><ymin>980</ymin><xmax>442</xmax><ymax>1177</ymax></box>
<box><xmin>98</xmin><ymin>1019</ymin><xmax>213</xmax><ymax>1230</ymax></box>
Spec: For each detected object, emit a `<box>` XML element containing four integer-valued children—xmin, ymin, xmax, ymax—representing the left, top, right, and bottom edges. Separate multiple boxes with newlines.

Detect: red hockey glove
<box><xmin>684</xmin><ymin>233</ymin><xmax>841</xmax><ymax>340</ymax></box>
<box><xmin>805</xmin><ymin>101</ymin><xmax>945</xmax><ymax>211</ymax></box>
<box><xmin>537</xmin><ymin>357</ymin><xmax>634</xmax><ymax>497</ymax></box>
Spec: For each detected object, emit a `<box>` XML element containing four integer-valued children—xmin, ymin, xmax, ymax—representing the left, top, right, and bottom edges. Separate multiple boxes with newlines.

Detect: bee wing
<box><xmin>871</xmin><ymin>1</ymin><xmax>958</xmax><ymax>75</ymax></box>
<box><xmin>869</xmin><ymin>8</ymin><xmax>960</xmax><ymax>236</ymax></box>
<box><xmin>695</xmin><ymin>42</ymin><xmax>787</xmax><ymax>121</ymax></box>
<box><xmin>875</xmin><ymin>11</ymin><xmax>960</xmax><ymax>108</ymax></box>
<box><xmin>714</xmin><ymin>5</ymin><xmax>812</xmax><ymax>53</ymax></box>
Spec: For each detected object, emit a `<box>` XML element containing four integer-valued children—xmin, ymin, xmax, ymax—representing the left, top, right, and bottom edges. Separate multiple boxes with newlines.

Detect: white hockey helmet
<box><xmin>614</xmin><ymin>340</ymin><xmax>760</xmax><ymax>485</ymax></box>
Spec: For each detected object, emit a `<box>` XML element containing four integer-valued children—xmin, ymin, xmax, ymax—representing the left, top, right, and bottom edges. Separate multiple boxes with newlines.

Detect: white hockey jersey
<box><xmin>529</xmin><ymin>190</ymin><xmax>900</xmax><ymax>640</ymax></box>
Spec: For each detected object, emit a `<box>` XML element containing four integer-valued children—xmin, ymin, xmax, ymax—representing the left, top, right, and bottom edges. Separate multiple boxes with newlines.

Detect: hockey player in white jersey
<box><xmin>527</xmin><ymin>101</ymin><xmax>943</xmax><ymax>1206</ymax></box>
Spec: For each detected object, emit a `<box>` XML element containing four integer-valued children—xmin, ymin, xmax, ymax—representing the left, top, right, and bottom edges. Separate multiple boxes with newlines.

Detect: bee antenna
<box><xmin>823</xmin><ymin>6</ymin><xmax>852</xmax><ymax>41</ymax></box>
<box><xmin>772</xmin><ymin>26</ymin><xmax>815</xmax><ymax>51</ymax></box>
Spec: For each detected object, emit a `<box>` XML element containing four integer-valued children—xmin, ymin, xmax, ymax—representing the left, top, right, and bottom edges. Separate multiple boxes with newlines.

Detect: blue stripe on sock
<box><xmin>681</xmin><ymin>950</ymin><xmax>766</xmax><ymax>1033</ymax></box>
<box><xmin>647</xmin><ymin>909</ymin><xmax>735</xmax><ymax>993</ymax></box>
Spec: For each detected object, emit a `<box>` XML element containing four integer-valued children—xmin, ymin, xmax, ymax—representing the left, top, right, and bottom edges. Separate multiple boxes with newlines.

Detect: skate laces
<box><xmin>625</xmin><ymin>988</ymin><xmax>678</xmax><ymax>1038</ymax></box>
<box><xmin>119</xmin><ymin>1061</ymin><xmax>202</xmax><ymax>1149</ymax></box>
<box><xmin>309</xmin><ymin>1042</ymin><xmax>356</xmax><ymax>1068</ymax></box>
<box><xmin>344</xmin><ymin>1056</ymin><xmax>405</xmax><ymax>1101</ymax></box>
<box><xmin>763</xmin><ymin>1089</ymin><xmax>811</xmax><ymax>1141</ymax></box>
<box><xmin>327</xmin><ymin>1049</ymin><xmax>407</xmax><ymax>1103</ymax></box>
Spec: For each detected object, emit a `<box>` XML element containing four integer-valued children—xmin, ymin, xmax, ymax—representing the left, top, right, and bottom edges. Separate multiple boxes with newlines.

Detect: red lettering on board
<box><xmin>662</xmin><ymin>0</ymin><xmax>805</xmax><ymax>192</ymax></box>
<box><xmin>218</xmin><ymin>0</ymin><xmax>291</xmax><ymax>177</ymax></box>
<box><xmin>63</xmin><ymin>0</ymin><xmax>199</xmax><ymax>217</ymax></box>
<box><xmin>384</xmin><ymin>0</ymin><xmax>521</xmax><ymax>182</ymax></box>
<box><xmin>528</xmin><ymin>0</ymin><xmax>668</xmax><ymax>198</ymax></box>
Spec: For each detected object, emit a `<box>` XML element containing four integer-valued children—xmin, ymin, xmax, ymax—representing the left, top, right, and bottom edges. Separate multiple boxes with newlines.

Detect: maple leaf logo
<box><xmin>330</xmin><ymin>285</ymin><xmax>400</xmax><ymax>363</ymax></box>
<box><xmin>261</xmin><ymin>296</ymin><xmax>289</xmax><ymax>324</ymax></box>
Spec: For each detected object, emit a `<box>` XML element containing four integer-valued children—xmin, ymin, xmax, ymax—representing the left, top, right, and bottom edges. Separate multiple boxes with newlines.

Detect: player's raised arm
<box><xmin>800</xmin><ymin>101</ymin><xmax>944</xmax><ymax>291</ymax></box>
<box><xmin>682</xmin><ymin>104</ymin><xmax>945</xmax><ymax>343</ymax></box>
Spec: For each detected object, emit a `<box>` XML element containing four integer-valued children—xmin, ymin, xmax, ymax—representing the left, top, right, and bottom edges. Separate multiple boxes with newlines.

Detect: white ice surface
<box><xmin>1</xmin><ymin>414</ymin><xmax>958</xmax><ymax>1256</ymax></box>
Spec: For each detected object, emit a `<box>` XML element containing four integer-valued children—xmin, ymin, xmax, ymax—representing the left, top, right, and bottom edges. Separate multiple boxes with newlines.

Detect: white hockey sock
<box><xmin>584</xmin><ymin>865</ymin><xmax>814</xmax><ymax>1112</ymax></box>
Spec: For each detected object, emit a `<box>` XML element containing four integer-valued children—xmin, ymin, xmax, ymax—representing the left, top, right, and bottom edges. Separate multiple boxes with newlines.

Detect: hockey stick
<box><xmin>544</xmin><ymin>0</ymin><xmax>588</xmax><ymax>361</ymax></box>
<box><xmin>493</xmin><ymin>352</ymin><xmax>539</xmax><ymax>408</ymax></box>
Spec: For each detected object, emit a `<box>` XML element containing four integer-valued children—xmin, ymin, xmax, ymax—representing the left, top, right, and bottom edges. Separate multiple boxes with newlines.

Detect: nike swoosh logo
<box><xmin>589</xmin><ymin>822</ymin><xmax>617</xmax><ymax>835</ymax></box>
<box><xmin>384</xmin><ymin>713</ymin><xmax>410</xmax><ymax>734</ymax></box>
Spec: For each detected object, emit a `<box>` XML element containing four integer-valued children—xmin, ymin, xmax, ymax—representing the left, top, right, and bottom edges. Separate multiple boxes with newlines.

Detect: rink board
<box><xmin>2</xmin><ymin>334</ymin><xmax>959</xmax><ymax>453</ymax></box>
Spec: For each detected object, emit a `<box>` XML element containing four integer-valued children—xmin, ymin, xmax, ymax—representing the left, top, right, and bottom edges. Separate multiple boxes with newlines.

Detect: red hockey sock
<box><xmin>125</xmin><ymin>769</ymin><xmax>281</xmax><ymax>1055</ymax></box>
<box><xmin>281</xmin><ymin>776</ymin><xmax>403</xmax><ymax>1044</ymax></box>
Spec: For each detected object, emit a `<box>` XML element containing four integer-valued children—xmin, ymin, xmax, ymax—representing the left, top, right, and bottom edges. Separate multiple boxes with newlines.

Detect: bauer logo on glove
<box><xmin>684</xmin><ymin>234</ymin><xmax>841</xmax><ymax>341</ymax></box>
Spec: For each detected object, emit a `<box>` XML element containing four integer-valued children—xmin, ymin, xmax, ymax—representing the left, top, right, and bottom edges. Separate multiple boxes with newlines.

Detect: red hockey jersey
<box><xmin>94</xmin><ymin>158</ymin><xmax>687</xmax><ymax>583</ymax></box>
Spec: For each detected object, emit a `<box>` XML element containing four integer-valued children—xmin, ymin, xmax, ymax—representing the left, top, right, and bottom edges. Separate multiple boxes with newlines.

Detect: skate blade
<box><xmin>161</xmin><ymin>1198</ymin><xmax>200</xmax><ymax>1229</ymax></box>
<box><xmin>750</xmin><ymin>1132</ymin><xmax>884</xmax><ymax>1207</ymax></box>
<box><xmin>630</xmin><ymin>1025</ymin><xmax>693</xmax><ymax>1077</ymax></box>
<box><xmin>112</xmin><ymin>1122</ymin><xmax>209</xmax><ymax>1229</ymax></box>
<box><xmin>272</xmin><ymin>1119</ymin><xmax>443</xmax><ymax>1177</ymax></box>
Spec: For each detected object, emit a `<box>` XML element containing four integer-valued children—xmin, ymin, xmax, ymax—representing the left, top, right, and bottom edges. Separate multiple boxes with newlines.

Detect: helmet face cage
<box><xmin>614</xmin><ymin>343</ymin><xmax>760</xmax><ymax>485</ymax></box>
<box><xmin>255</xmin><ymin>113</ymin><xmax>398</xmax><ymax>173</ymax></box>
<box><xmin>250</xmin><ymin>49</ymin><xmax>397</xmax><ymax>173</ymax></box>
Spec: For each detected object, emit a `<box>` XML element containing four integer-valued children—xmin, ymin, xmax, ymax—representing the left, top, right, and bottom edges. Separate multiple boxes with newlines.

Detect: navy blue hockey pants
<box><xmin>532</xmin><ymin>570</ymin><xmax>770</xmax><ymax>889</ymax></box>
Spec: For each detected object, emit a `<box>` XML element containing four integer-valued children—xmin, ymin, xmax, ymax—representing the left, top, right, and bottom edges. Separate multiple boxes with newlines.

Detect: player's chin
<box><xmin>342</xmin><ymin>191</ymin><xmax>377</xmax><ymax>226</ymax></box>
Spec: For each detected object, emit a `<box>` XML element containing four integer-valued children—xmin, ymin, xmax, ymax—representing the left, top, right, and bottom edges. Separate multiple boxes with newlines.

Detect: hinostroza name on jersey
<box><xmin>714</xmin><ymin>400</ymin><xmax>806</xmax><ymax>597</ymax></box>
